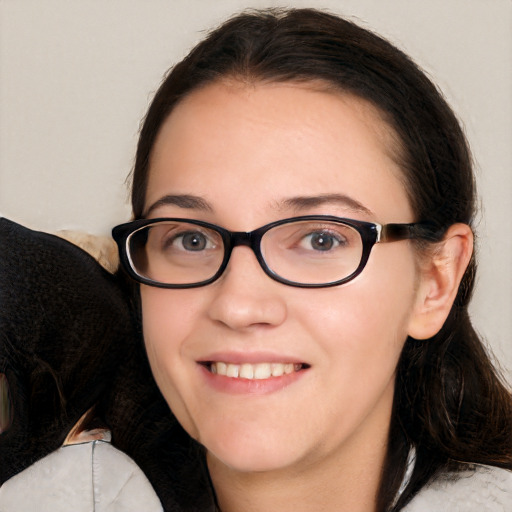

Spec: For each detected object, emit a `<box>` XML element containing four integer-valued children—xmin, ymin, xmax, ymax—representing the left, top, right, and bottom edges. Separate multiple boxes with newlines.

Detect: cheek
<box><xmin>304</xmin><ymin>245</ymin><xmax>418</xmax><ymax>371</ymax></box>
<box><xmin>141</xmin><ymin>285</ymin><xmax>204</xmax><ymax>349</ymax></box>
<box><xmin>141</xmin><ymin>290</ymin><xmax>177</xmax><ymax>391</ymax></box>
<box><xmin>139</xmin><ymin>287</ymin><xmax>203</xmax><ymax>431</ymax></box>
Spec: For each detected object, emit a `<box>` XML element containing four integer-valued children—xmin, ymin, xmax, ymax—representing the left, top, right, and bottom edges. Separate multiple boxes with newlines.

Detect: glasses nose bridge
<box><xmin>229</xmin><ymin>230</ymin><xmax>260</xmax><ymax>252</ymax></box>
<box><xmin>225</xmin><ymin>230</ymin><xmax>265</xmax><ymax>267</ymax></box>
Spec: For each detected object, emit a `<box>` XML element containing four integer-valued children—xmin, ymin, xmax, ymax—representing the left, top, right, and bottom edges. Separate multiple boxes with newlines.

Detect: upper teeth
<box><xmin>210</xmin><ymin>362</ymin><xmax>302</xmax><ymax>379</ymax></box>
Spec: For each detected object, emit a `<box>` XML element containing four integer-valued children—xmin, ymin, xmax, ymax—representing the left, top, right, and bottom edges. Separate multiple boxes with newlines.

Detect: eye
<box><xmin>300</xmin><ymin>230</ymin><xmax>346</xmax><ymax>252</ymax></box>
<box><xmin>304</xmin><ymin>231</ymin><xmax>340</xmax><ymax>251</ymax></box>
<box><xmin>178</xmin><ymin>231</ymin><xmax>208</xmax><ymax>251</ymax></box>
<box><xmin>167</xmin><ymin>230</ymin><xmax>213</xmax><ymax>252</ymax></box>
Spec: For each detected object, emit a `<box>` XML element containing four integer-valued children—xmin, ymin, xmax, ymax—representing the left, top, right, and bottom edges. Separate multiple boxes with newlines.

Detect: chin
<box><xmin>201</xmin><ymin>428</ymin><xmax>303</xmax><ymax>474</ymax></box>
<box><xmin>208</xmin><ymin>447</ymin><xmax>300</xmax><ymax>474</ymax></box>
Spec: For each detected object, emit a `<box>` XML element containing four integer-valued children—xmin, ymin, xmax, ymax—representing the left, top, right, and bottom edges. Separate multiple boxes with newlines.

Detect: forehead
<box><xmin>146</xmin><ymin>81</ymin><xmax>413</xmax><ymax>224</ymax></box>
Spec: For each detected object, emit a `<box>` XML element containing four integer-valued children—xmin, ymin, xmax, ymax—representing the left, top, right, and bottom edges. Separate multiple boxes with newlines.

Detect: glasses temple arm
<box><xmin>380</xmin><ymin>222</ymin><xmax>441</xmax><ymax>243</ymax></box>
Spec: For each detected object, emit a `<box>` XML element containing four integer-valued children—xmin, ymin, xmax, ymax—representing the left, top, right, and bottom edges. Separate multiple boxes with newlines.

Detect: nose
<box><xmin>207</xmin><ymin>246</ymin><xmax>287</xmax><ymax>330</ymax></box>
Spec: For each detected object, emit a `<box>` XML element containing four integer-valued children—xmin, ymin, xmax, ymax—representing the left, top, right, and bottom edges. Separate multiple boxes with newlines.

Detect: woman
<box><xmin>111</xmin><ymin>7</ymin><xmax>512</xmax><ymax>512</ymax></box>
<box><xmin>2</xmin><ymin>6</ymin><xmax>509</xmax><ymax>512</ymax></box>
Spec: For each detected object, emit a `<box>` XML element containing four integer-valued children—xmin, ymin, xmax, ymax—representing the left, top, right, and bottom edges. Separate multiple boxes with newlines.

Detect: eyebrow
<box><xmin>144</xmin><ymin>194</ymin><xmax>214</xmax><ymax>217</ymax></box>
<box><xmin>144</xmin><ymin>192</ymin><xmax>373</xmax><ymax>218</ymax></box>
<box><xmin>279</xmin><ymin>193</ymin><xmax>374</xmax><ymax>216</ymax></box>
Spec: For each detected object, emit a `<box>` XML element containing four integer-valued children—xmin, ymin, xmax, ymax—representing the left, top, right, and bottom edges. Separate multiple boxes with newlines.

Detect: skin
<box><xmin>140</xmin><ymin>81</ymin><xmax>472</xmax><ymax>512</ymax></box>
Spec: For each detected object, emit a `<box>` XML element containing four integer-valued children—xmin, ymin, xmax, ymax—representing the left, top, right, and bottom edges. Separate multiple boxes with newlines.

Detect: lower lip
<box><xmin>198</xmin><ymin>364</ymin><xmax>307</xmax><ymax>395</ymax></box>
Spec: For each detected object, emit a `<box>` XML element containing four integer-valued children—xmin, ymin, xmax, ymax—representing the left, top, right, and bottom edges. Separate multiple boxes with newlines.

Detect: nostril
<box><xmin>0</xmin><ymin>373</ymin><xmax>13</xmax><ymax>434</ymax></box>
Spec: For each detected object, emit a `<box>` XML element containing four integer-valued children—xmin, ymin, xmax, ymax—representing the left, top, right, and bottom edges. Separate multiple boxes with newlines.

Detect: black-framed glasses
<box><xmin>112</xmin><ymin>216</ymin><xmax>433</xmax><ymax>289</ymax></box>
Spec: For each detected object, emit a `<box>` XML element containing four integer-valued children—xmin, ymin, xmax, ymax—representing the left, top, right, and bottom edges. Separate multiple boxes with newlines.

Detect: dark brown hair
<box><xmin>129</xmin><ymin>8</ymin><xmax>512</xmax><ymax>511</ymax></box>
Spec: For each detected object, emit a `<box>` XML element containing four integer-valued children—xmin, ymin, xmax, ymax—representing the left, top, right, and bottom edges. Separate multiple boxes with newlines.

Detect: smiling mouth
<box><xmin>203</xmin><ymin>362</ymin><xmax>309</xmax><ymax>380</ymax></box>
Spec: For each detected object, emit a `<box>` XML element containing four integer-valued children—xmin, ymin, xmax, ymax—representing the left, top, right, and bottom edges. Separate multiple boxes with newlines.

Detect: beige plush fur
<box><xmin>56</xmin><ymin>230</ymin><xmax>119</xmax><ymax>274</ymax></box>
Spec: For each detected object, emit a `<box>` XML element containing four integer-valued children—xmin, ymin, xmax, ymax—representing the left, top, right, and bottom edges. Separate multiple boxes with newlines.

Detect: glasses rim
<box><xmin>112</xmin><ymin>215</ymin><xmax>435</xmax><ymax>289</ymax></box>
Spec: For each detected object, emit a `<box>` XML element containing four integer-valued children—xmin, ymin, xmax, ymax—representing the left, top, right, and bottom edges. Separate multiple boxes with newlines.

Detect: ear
<box><xmin>407</xmin><ymin>223</ymin><xmax>473</xmax><ymax>340</ymax></box>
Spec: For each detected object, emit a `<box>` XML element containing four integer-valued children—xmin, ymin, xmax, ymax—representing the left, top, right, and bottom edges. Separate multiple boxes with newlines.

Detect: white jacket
<box><xmin>1</xmin><ymin>439</ymin><xmax>510</xmax><ymax>511</ymax></box>
<box><xmin>404</xmin><ymin>463</ymin><xmax>512</xmax><ymax>512</ymax></box>
<box><xmin>0</xmin><ymin>438</ymin><xmax>163</xmax><ymax>512</ymax></box>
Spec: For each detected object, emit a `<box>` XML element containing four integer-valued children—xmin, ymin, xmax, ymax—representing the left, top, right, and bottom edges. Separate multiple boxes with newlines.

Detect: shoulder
<box><xmin>403</xmin><ymin>464</ymin><xmax>512</xmax><ymax>512</ymax></box>
<box><xmin>0</xmin><ymin>440</ymin><xmax>163</xmax><ymax>512</ymax></box>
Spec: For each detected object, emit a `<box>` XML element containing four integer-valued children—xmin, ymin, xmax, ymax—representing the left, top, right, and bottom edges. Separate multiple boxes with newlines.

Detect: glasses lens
<box><xmin>261</xmin><ymin>220</ymin><xmax>363</xmax><ymax>285</ymax></box>
<box><xmin>127</xmin><ymin>221</ymin><xmax>224</xmax><ymax>285</ymax></box>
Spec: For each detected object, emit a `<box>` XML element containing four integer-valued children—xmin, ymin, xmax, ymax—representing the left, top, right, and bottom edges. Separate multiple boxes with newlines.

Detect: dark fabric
<box><xmin>0</xmin><ymin>218</ymin><xmax>137</xmax><ymax>480</ymax></box>
<box><xmin>0</xmin><ymin>218</ymin><xmax>214</xmax><ymax>511</ymax></box>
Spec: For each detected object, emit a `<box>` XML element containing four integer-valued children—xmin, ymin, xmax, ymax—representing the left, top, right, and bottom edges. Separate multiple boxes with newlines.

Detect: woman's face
<box><xmin>141</xmin><ymin>81</ymin><xmax>423</xmax><ymax>474</ymax></box>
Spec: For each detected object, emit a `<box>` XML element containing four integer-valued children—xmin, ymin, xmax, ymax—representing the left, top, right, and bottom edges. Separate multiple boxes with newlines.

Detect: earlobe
<box><xmin>407</xmin><ymin>223</ymin><xmax>473</xmax><ymax>340</ymax></box>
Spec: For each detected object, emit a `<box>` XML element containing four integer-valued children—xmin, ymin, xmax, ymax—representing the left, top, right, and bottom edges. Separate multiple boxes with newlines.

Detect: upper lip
<box><xmin>196</xmin><ymin>351</ymin><xmax>308</xmax><ymax>365</ymax></box>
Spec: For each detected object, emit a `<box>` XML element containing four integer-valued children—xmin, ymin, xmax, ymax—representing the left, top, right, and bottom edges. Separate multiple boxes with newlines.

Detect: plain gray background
<box><xmin>0</xmin><ymin>0</ymin><xmax>511</xmax><ymax>378</ymax></box>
